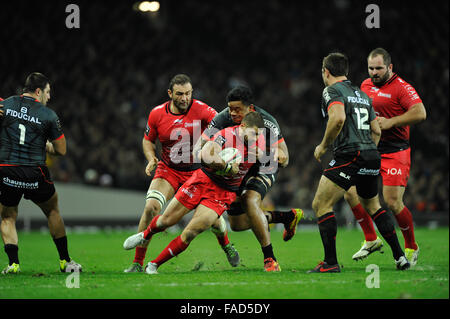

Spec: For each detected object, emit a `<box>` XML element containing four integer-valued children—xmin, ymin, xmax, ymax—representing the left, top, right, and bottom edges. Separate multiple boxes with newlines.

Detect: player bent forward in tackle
<box><xmin>0</xmin><ymin>73</ymin><xmax>81</xmax><ymax>274</ymax></box>
<box><xmin>308</xmin><ymin>53</ymin><xmax>409</xmax><ymax>273</ymax></box>
<box><xmin>198</xmin><ymin>86</ymin><xmax>303</xmax><ymax>272</ymax></box>
<box><xmin>123</xmin><ymin>112</ymin><xmax>265</xmax><ymax>274</ymax></box>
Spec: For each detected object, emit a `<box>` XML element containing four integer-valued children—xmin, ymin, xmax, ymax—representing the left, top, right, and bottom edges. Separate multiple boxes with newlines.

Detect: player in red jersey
<box><xmin>345</xmin><ymin>48</ymin><xmax>426</xmax><ymax>266</ymax></box>
<box><xmin>123</xmin><ymin>74</ymin><xmax>240</xmax><ymax>272</ymax></box>
<box><xmin>122</xmin><ymin>112</ymin><xmax>265</xmax><ymax>274</ymax></box>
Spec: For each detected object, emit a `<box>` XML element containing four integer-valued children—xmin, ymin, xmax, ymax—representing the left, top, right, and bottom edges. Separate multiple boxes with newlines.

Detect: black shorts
<box><xmin>229</xmin><ymin>165</ymin><xmax>276</xmax><ymax>216</ymax></box>
<box><xmin>323</xmin><ymin>150</ymin><xmax>381</xmax><ymax>199</ymax></box>
<box><xmin>238</xmin><ymin>164</ymin><xmax>276</xmax><ymax>199</ymax></box>
<box><xmin>0</xmin><ymin>165</ymin><xmax>56</xmax><ymax>206</ymax></box>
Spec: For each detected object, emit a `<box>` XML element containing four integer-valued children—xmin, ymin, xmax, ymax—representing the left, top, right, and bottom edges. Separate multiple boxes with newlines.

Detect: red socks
<box><xmin>351</xmin><ymin>204</ymin><xmax>378</xmax><ymax>242</ymax></box>
<box><xmin>151</xmin><ymin>235</ymin><xmax>189</xmax><ymax>266</ymax></box>
<box><xmin>143</xmin><ymin>215</ymin><xmax>163</xmax><ymax>240</ymax></box>
<box><xmin>394</xmin><ymin>206</ymin><xmax>418</xmax><ymax>250</ymax></box>
<box><xmin>133</xmin><ymin>247</ymin><xmax>147</xmax><ymax>266</ymax></box>
<box><xmin>216</xmin><ymin>233</ymin><xmax>230</xmax><ymax>247</ymax></box>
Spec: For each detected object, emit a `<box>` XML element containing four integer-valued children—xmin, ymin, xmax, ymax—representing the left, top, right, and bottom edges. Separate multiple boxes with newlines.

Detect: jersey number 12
<box><xmin>354</xmin><ymin>108</ymin><xmax>369</xmax><ymax>130</ymax></box>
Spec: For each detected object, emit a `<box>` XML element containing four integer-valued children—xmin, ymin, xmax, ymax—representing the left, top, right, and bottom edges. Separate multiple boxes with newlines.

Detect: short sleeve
<box><xmin>47</xmin><ymin>110</ymin><xmax>64</xmax><ymax>141</ymax></box>
<box><xmin>322</xmin><ymin>86</ymin><xmax>345</xmax><ymax>114</ymax></box>
<box><xmin>397</xmin><ymin>82</ymin><xmax>422</xmax><ymax>111</ymax></box>
<box><xmin>144</xmin><ymin>109</ymin><xmax>158</xmax><ymax>142</ymax></box>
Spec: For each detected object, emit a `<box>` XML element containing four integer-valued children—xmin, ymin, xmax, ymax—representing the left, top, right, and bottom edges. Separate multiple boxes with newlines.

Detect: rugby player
<box><xmin>195</xmin><ymin>86</ymin><xmax>303</xmax><ymax>272</ymax></box>
<box><xmin>309</xmin><ymin>53</ymin><xmax>409</xmax><ymax>273</ymax></box>
<box><xmin>123</xmin><ymin>112</ymin><xmax>265</xmax><ymax>274</ymax></box>
<box><xmin>346</xmin><ymin>48</ymin><xmax>426</xmax><ymax>266</ymax></box>
<box><xmin>124</xmin><ymin>74</ymin><xmax>240</xmax><ymax>273</ymax></box>
<box><xmin>0</xmin><ymin>73</ymin><xmax>82</xmax><ymax>274</ymax></box>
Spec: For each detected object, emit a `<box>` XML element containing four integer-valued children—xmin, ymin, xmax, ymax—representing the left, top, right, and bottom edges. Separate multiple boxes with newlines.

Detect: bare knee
<box><xmin>1</xmin><ymin>207</ymin><xmax>18</xmax><ymax>221</ymax></box>
<box><xmin>385</xmin><ymin>197</ymin><xmax>403</xmax><ymax>214</ymax></box>
<box><xmin>144</xmin><ymin>200</ymin><xmax>161</xmax><ymax>218</ymax></box>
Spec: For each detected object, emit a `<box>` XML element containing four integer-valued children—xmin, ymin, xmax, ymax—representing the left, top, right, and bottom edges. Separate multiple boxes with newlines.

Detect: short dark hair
<box><xmin>23</xmin><ymin>72</ymin><xmax>50</xmax><ymax>93</ymax></box>
<box><xmin>368</xmin><ymin>47</ymin><xmax>392</xmax><ymax>66</ymax></box>
<box><xmin>226</xmin><ymin>85</ymin><xmax>254</xmax><ymax>106</ymax></box>
<box><xmin>322</xmin><ymin>52</ymin><xmax>349</xmax><ymax>77</ymax></box>
<box><xmin>242</xmin><ymin>111</ymin><xmax>265</xmax><ymax>130</ymax></box>
<box><xmin>168</xmin><ymin>74</ymin><xmax>192</xmax><ymax>91</ymax></box>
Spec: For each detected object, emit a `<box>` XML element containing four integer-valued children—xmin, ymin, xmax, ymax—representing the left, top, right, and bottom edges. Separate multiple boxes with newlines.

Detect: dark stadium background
<box><xmin>0</xmin><ymin>0</ymin><xmax>448</xmax><ymax>227</ymax></box>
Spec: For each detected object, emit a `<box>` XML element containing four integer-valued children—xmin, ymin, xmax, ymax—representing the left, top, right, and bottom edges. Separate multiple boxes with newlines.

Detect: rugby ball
<box><xmin>215</xmin><ymin>148</ymin><xmax>242</xmax><ymax>176</ymax></box>
<box><xmin>219</xmin><ymin>147</ymin><xmax>242</xmax><ymax>164</ymax></box>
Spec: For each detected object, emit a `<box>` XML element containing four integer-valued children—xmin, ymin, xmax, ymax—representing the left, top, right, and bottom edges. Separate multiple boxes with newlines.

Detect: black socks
<box><xmin>371</xmin><ymin>208</ymin><xmax>403</xmax><ymax>260</ymax></box>
<box><xmin>318</xmin><ymin>212</ymin><xmax>338</xmax><ymax>265</ymax></box>
<box><xmin>53</xmin><ymin>236</ymin><xmax>70</xmax><ymax>262</ymax></box>
<box><xmin>4</xmin><ymin>244</ymin><xmax>19</xmax><ymax>265</ymax></box>
<box><xmin>267</xmin><ymin>210</ymin><xmax>295</xmax><ymax>224</ymax></box>
<box><xmin>262</xmin><ymin>244</ymin><xmax>276</xmax><ymax>261</ymax></box>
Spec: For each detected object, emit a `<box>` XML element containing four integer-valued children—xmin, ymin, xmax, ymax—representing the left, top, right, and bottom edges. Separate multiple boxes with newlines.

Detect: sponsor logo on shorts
<box><xmin>3</xmin><ymin>177</ymin><xmax>39</xmax><ymax>189</ymax></box>
<box><xmin>358</xmin><ymin>168</ymin><xmax>380</xmax><ymax>175</ymax></box>
<box><xmin>387</xmin><ymin>168</ymin><xmax>402</xmax><ymax>175</ymax></box>
<box><xmin>339</xmin><ymin>172</ymin><xmax>351</xmax><ymax>180</ymax></box>
<box><xmin>181</xmin><ymin>187</ymin><xmax>194</xmax><ymax>199</ymax></box>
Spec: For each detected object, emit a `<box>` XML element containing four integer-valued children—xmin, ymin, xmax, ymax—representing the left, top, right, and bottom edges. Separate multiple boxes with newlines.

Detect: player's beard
<box><xmin>173</xmin><ymin>98</ymin><xmax>190</xmax><ymax>113</ymax></box>
<box><xmin>370</xmin><ymin>71</ymin><xmax>390</xmax><ymax>87</ymax></box>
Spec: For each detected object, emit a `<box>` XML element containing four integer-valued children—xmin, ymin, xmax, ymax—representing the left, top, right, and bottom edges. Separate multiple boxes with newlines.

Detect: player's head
<box><xmin>367</xmin><ymin>48</ymin><xmax>393</xmax><ymax>86</ymax></box>
<box><xmin>23</xmin><ymin>72</ymin><xmax>51</xmax><ymax>105</ymax></box>
<box><xmin>168</xmin><ymin>74</ymin><xmax>193</xmax><ymax>112</ymax></box>
<box><xmin>322</xmin><ymin>52</ymin><xmax>349</xmax><ymax>86</ymax></box>
<box><xmin>226</xmin><ymin>85</ymin><xmax>255</xmax><ymax>124</ymax></box>
<box><xmin>239</xmin><ymin>111</ymin><xmax>264</xmax><ymax>145</ymax></box>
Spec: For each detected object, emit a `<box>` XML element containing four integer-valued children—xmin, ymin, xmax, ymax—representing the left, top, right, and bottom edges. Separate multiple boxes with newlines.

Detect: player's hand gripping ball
<box><xmin>215</xmin><ymin>148</ymin><xmax>242</xmax><ymax>176</ymax></box>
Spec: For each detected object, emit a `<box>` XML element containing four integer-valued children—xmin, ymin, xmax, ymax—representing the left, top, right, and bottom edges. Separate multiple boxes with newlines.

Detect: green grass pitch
<box><xmin>0</xmin><ymin>227</ymin><xmax>448</xmax><ymax>299</ymax></box>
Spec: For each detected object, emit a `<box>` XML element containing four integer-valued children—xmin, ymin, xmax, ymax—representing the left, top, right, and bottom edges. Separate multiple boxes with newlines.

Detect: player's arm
<box><xmin>142</xmin><ymin>137</ymin><xmax>158</xmax><ymax>176</ymax></box>
<box><xmin>370</xmin><ymin>117</ymin><xmax>381</xmax><ymax>146</ymax></box>
<box><xmin>276</xmin><ymin>140</ymin><xmax>289</xmax><ymax>167</ymax></box>
<box><xmin>378</xmin><ymin>102</ymin><xmax>426</xmax><ymax>130</ymax></box>
<box><xmin>201</xmin><ymin>141</ymin><xmax>238</xmax><ymax>175</ymax></box>
<box><xmin>46</xmin><ymin>136</ymin><xmax>66</xmax><ymax>156</ymax></box>
<box><xmin>314</xmin><ymin>102</ymin><xmax>346</xmax><ymax>162</ymax></box>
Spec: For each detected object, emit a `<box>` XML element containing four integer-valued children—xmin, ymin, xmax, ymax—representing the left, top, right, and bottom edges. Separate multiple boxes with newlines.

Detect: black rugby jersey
<box><xmin>321</xmin><ymin>80</ymin><xmax>378</xmax><ymax>155</ymax></box>
<box><xmin>0</xmin><ymin>95</ymin><xmax>63</xmax><ymax>166</ymax></box>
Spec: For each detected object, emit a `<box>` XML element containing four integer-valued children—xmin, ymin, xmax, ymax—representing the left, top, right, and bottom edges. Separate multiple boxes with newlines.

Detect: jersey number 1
<box><xmin>354</xmin><ymin>108</ymin><xmax>369</xmax><ymax>130</ymax></box>
<box><xmin>18</xmin><ymin>124</ymin><xmax>26</xmax><ymax>145</ymax></box>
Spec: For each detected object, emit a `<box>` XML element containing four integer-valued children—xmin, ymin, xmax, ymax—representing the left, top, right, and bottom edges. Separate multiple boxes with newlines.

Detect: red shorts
<box><xmin>380</xmin><ymin>148</ymin><xmax>411</xmax><ymax>187</ymax></box>
<box><xmin>175</xmin><ymin>169</ymin><xmax>237</xmax><ymax>216</ymax></box>
<box><xmin>153</xmin><ymin>161</ymin><xmax>195</xmax><ymax>191</ymax></box>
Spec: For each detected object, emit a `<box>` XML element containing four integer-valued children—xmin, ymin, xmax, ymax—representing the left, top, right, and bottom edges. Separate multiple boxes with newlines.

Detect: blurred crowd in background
<box><xmin>1</xmin><ymin>0</ymin><xmax>448</xmax><ymax>217</ymax></box>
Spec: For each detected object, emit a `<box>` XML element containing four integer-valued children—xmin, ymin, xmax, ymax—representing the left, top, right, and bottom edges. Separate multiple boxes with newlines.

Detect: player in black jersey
<box><xmin>0</xmin><ymin>72</ymin><xmax>82</xmax><ymax>274</ymax></box>
<box><xmin>308</xmin><ymin>53</ymin><xmax>409</xmax><ymax>273</ymax></box>
<box><xmin>197</xmin><ymin>86</ymin><xmax>303</xmax><ymax>272</ymax></box>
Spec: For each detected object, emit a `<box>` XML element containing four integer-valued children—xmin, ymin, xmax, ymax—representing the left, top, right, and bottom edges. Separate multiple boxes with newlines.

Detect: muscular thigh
<box><xmin>313</xmin><ymin>175</ymin><xmax>346</xmax><ymax>217</ymax></box>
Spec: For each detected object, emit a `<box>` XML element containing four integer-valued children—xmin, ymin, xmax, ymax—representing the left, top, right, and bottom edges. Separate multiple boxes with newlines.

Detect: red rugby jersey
<box><xmin>361</xmin><ymin>73</ymin><xmax>422</xmax><ymax>154</ymax></box>
<box><xmin>144</xmin><ymin>99</ymin><xmax>217</xmax><ymax>171</ymax></box>
<box><xmin>202</xmin><ymin>125</ymin><xmax>262</xmax><ymax>192</ymax></box>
